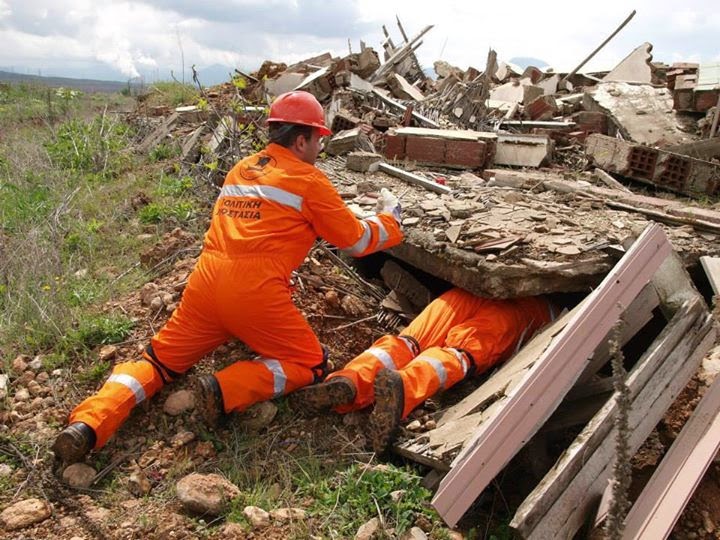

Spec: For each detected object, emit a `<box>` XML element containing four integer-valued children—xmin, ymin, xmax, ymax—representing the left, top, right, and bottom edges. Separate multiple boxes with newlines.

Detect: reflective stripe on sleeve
<box><xmin>342</xmin><ymin>220</ymin><xmax>372</xmax><ymax>256</ymax></box>
<box><xmin>415</xmin><ymin>355</ymin><xmax>448</xmax><ymax>389</ymax></box>
<box><xmin>258</xmin><ymin>359</ymin><xmax>287</xmax><ymax>398</ymax></box>
<box><xmin>450</xmin><ymin>349</ymin><xmax>470</xmax><ymax>376</ymax></box>
<box><xmin>399</xmin><ymin>336</ymin><xmax>418</xmax><ymax>356</ymax></box>
<box><xmin>107</xmin><ymin>374</ymin><xmax>146</xmax><ymax>405</ymax></box>
<box><xmin>368</xmin><ymin>347</ymin><xmax>397</xmax><ymax>370</ymax></box>
<box><xmin>367</xmin><ymin>216</ymin><xmax>389</xmax><ymax>248</ymax></box>
<box><xmin>220</xmin><ymin>184</ymin><xmax>303</xmax><ymax>211</ymax></box>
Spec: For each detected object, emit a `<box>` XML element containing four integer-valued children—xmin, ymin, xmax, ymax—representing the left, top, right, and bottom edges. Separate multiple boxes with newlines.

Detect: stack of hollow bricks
<box><xmin>586</xmin><ymin>134</ymin><xmax>720</xmax><ymax>198</ymax></box>
<box><xmin>384</xmin><ymin>132</ymin><xmax>495</xmax><ymax>169</ymax></box>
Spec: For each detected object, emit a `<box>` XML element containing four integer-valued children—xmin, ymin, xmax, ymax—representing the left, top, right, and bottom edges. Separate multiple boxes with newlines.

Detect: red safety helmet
<box><xmin>267</xmin><ymin>91</ymin><xmax>332</xmax><ymax>136</ymax></box>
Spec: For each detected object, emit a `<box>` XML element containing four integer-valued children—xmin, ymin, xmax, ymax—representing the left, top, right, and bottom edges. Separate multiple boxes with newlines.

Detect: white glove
<box><xmin>375</xmin><ymin>188</ymin><xmax>401</xmax><ymax>222</ymax></box>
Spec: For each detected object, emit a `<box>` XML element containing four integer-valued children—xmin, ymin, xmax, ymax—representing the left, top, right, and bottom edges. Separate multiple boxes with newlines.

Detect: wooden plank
<box><xmin>378</xmin><ymin>163</ymin><xmax>452</xmax><ymax>194</ymax></box>
<box><xmin>372</xmin><ymin>89</ymin><xmax>440</xmax><ymax>128</ymax></box>
<box><xmin>577</xmin><ymin>282</ymin><xmax>659</xmax><ymax>384</ymax></box>
<box><xmin>511</xmin><ymin>299</ymin><xmax>704</xmax><ymax>536</ymax></box>
<box><xmin>623</xmin><ymin>366</ymin><xmax>720</xmax><ymax>539</ymax></box>
<box><xmin>432</xmin><ymin>224</ymin><xmax>672</xmax><ymax>527</ymax></box>
<box><xmin>700</xmin><ymin>256</ymin><xmax>720</xmax><ymax>296</ymax></box>
<box><xmin>594</xmin><ymin>168</ymin><xmax>632</xmax><ymax>193</ymax></box>
<box><xmin>520</xmin><ymin>314</ymin><xmax>715</xmax><ymax>539</ymax></box>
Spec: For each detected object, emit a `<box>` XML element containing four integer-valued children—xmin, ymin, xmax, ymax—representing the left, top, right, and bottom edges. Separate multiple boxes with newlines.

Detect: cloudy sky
<box><xmin>0</xmin><ymin>0</ymin><xmax>718</xmax><ymax>83</ymax></box>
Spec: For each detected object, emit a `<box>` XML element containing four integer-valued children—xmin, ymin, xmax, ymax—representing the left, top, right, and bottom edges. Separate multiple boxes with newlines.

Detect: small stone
<box><xmin>238</xmin><ymin>401</ymin><xmax>277</xmax><ymax>431</ymax></box>
<box><xmin>161</xmin><ymin>292</ymin><xmax>174</xmax><ymax>306</ymax></box>
<box><xmin>402</xmin><ymin>527</ymin><xmax>428</xmax><ymax>540</ymax></box>
<box><xmin>19</xmin><ymin>371</ymin><xmax>35</xmax><ymax>385</ymax></box>
<box><xmin>128</xmin><ymin>468</ymin><xmax>152</xmax><ymax>497</ymax></box>
<box><xmin>14</xmin><ymin>388</ymin><xmax>30</xmax><ymax>402</ymax></box>
<box><xmin>62</xmin><ymin>463</ymin><xmax>96</xmax><ymax>489</ymax></box>
<box><xmin>341</xmin><ymin>294</ymin><xmax>369</xmax><ymax>317</ymax></box>
<box><xmin>166</xmin><ymin>303</ymin><xmax>178</xmax><ymax>313</ymax></box>
<box><xmin>424</xmin><ymin>420</ymin><xmax>437</xmax><ymax>430</ymax></box>
<box><xmin>355</xmin><ymin>517</ymin><xmax>380</xmax><ymax>540</ymax></box>
<box><xmin>448</xmin><ymin>532</ymin><xmax>464</xmax><ymax>540</ymax></box>
<box><xmin>390</xmin><ymin>490</ymin><xmax>406</xmax><ymax>502</ymax></box>
<box><xmin>28</xmin><ymin>356</ymin><xmax>43</xmax><ymax>371</ymax></box>
<box><xmin>27</xmin><ymin>381</ymin><xmax>43</xmax><ymax>396</ymax></box>
<box><xmin>150</xmin><ymin>296</ymin><xmax>164</xmax><ymax>311</ymax></box>
<box><xmin>36</xmin><ymin>372</ymin><xmax>50</xmax><ymax>384</ymax></box>
<box><xmin>98</xmin><ymin>345</ymin><xmax>117</xmax><ymax>362</ymax></box>
<box><xmin>324</xmin><ymin>290</ymin><xmax>341</xmax><ymax>308</ymax></box>
<box><xmin>0</xmin><ymin>464</ymin><xmax>12</xmax><ymax>477</ymax></box>
<box><xmin>270</xmin><ymin>507</ymin><xmax>306</xmax><ymax>522</ymax></box>
<box><xmin>176</xmin><ymin>473</ymin><xmax>240</xmax><ymax>515</ymax></box>
<box><xmin>221</xmin><ymin>522</ymin><xmax>247</xmax><ymax>537</ymax></box>
<box><xmin>406</xmin><ymin>420</ymin><xmax>422</xmax><ymax>431</ymax></box>
<box><xmin>243</xmin><ymin>506</ymin><xmax>270</xmax><ymax>528</ymax></box>
<box><xmin>170</xmin><ymin>430</ymin><xmax>196</xmax><ymax>448</ymax></box>
<box><xmin>12</xmin><ymin>355</ymin><xmax>29</xmax><ymax>373</ymax></box>
<box><xmin>0</xmin><ymin>498</ymin><xmax>52</xmax><ymax>531</ymax></box>
<box><xmin>163</xmin><ymin>390</ymin><xmax>195</xmax><ymax>416</ymax></box>
<box><xmin>140</xmin><ymin>282</ymin><xmax>159</xmax><ymax>306</ymax></box>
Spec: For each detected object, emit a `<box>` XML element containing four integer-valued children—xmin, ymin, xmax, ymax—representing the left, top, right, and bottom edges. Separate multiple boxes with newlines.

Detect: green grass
<box><xmin>147</xmin><ymin>81</ymin><xmax>199</xmax><ymax>108</ymax></box>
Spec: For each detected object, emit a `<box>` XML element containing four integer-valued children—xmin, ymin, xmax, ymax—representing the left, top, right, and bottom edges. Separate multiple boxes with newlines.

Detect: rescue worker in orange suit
<box><xmin>291</xmin><ymin>287</ymin><xmax>556</xmax><ymax>453</ymax></box>
<box><xmin>52</xmin><ymin>91</ymin><xmax>404</xmax><ymax>464</ymax></box>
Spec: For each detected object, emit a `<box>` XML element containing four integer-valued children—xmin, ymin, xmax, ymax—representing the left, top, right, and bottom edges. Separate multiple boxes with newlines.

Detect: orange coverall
<box><xmin>329</xmin><ymin>288</ymin><xmax>555</xmax><ymax>418</ymax></box>
<box><xmin>69</xmin><ymin>143</ymin><xmax>403</xmax><ymax>448</ymax></box>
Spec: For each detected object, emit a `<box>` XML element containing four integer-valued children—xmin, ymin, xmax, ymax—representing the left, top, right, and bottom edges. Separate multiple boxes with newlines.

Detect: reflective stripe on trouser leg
<box><xmin>214</xmin><ymin>357</ymin><xmax>312</xmax><ymax>413</ymax></box>
<box><xmin>397</xmin><ymin>346</ymin><xmax>470</xmax><ymax>419</ymax></box>
<box><xmin>69</xmin><ymin>360</ymin><xmax>165</xmax><ymax>448</ymax></box>
<box><xmin>329</xmin><ymin>334</ymin><xmax>417</xmax><ymax>413</ymax></box>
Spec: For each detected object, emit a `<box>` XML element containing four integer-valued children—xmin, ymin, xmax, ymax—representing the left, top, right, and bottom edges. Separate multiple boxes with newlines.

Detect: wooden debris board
<box><xmin>512</xmin><ymin>304</ymin><xmax>715</xmax><ymax>539</ymax></box>
<box><xmin>430</xmin><ymin>224</ymin><xmax>672</xmax><ymax>527</ymax></box>
<box><xmin>622</xmin><ymin>360</ymin><xmax>720</xmax><ymax>539</ymax></box>
<box><xmin>700</xmin><ymin>256</ymin><xmax>720</xmax><ymax>296</ymax></box>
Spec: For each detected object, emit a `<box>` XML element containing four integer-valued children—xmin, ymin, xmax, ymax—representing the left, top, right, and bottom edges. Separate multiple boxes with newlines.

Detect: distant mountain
<box><xmin>0</xmin><ymin>70</ymin><xmax>136</xmax><ymax>93</ymax></box>
<box><xmin>508</xmin><ymin>57</ymin><xmax>550</xmax><ymax>70</ymax></box>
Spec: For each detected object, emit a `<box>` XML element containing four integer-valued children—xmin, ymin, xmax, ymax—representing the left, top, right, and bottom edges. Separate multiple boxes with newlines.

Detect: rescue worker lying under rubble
<box><xmin>291</xmin><ymin>287</ymin><xmax>557</xmax><ymax>453</ymax></box>
<box><xmin>52</xmin><ymin>91</ymin><xmax>404</xmax><ymax>464</ymax></box>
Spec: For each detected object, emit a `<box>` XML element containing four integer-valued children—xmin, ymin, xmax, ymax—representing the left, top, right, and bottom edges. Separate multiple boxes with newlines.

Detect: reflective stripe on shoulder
<box><xmin>368</xmin><ymin>347</ymin><xmax>397</xmax><ymax>370</ymax></box>
<box><xmin>414</xmin><ymin>355</ymin><xmax>448</xmax><ymax>389</ymax></box>
<box><xmin>220</xmin><ymin>184</ymin><xmax>303</xmax><ymax>212</ymax></box>
<box><xmin>107</xmin><ymin>374</ymin><xmax>146</xmax><ymax>405</ymax></box>
<box><xmin>342</xmin><ymin>220</ymin><xmax>372</xmax><ymax>256</ymax></box>
<box><xmin>258</xmin><ymin>358</ymin><xmax>287</xmax><ymax>398</ymax></box>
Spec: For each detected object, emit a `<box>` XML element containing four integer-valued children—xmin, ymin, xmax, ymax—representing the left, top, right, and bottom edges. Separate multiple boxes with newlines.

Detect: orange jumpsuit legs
<box><xmin>396</xmin><ymin>347</ymin><xmax>471</xmax><ymax>418</ymax></box>
<box><xmin>69</xmin><ymin>360</ymin><xmax>164</xmax><ymax>449</ymax></box>
<box><xmin>328</xmin><ymin>335</ymin><xmax>418</xmax><ymax>413</ymax></box>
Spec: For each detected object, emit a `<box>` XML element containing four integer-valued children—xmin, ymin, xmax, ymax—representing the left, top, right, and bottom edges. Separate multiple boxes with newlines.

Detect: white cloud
<box><xmin>0</xmin><ymin>0</ymin><xmax>718</xmax><ymax>81</ymax></box>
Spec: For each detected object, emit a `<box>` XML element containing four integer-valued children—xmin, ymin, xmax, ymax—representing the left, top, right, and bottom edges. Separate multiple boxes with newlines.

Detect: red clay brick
<box><xmin>445</xmin><ymin>140</ymin><xmax>486</xmax><ymax>168</ymax></box>
<box><xmin>384</xmin><ymin>134</ymin><xmax>406</xmax><ymax>160</ymax></box>
<box><xmin>405</xmin><ymin>137</ymin><xmax>446</xmax><ymax>163</ymax></box>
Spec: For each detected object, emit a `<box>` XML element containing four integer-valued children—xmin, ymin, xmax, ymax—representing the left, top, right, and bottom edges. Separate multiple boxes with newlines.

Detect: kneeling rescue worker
<box><xmin>291</xmin><ymin>288</ymin><xmax>556</xmax><ymax>453</ymax></box>
<box><xmin>52</xmin><ymin>90</ymin><xmax>404</xmax><ymax>464</ymax></box>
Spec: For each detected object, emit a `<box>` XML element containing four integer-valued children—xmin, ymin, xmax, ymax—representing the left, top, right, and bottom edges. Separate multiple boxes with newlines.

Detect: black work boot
<box><xmin>288</xmin><ymin>377</ymin><xmax>356</xmax><ymax>416</ymax></box>
<box><xmin>193</xmin><ymin>374</ymin><xmax>224</xmax><ymax>428</ymax></box>
<box><xmin>368</xmin><ymin>369</ymin><xmax>404</xmax><ymax>455</ymax></box>
<box><xmin>52</xmin><ymin>422</ymin><xmax>96</xmax><ymax>464</ymax></box>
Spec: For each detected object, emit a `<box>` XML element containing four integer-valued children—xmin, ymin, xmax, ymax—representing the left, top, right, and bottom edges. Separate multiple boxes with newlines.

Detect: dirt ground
<box><xmin>2</xmin><ymin>229</ymin><xmax>720</xmax><ymax>539</ymax></box>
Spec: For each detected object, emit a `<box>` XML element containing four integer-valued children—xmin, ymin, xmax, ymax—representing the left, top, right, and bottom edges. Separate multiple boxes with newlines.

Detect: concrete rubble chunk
<box><xmin>325</xmin><ymin>128</ymin><xmax>375</xmax><ymax>156</ymax></box>
<box><xmin>585</xmin><ymin>133</ymin><xmax>720</xmax><ymax>199</ymax></box>
<box><xmin>494</xmin><ymin>134</ymin><xmax>553</xmax><ymax>168</ymax></box>
<box><xmin>346</xmin><ymin>151</ymin><xmax>384</xmax><ymax>172</ymax></box>
<box><xmin>603</xmin><ymin>42</ymin><xmax>655</xmax><ymax>84</ymax></box>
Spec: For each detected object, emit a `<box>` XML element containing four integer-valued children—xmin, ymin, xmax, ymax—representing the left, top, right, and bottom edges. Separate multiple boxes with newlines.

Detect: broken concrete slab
<box><xmin>602</xmin><ymin>42</ymin><xmax>654</xmax><ymax>84</ymax></box>
<box><xmin>584</xmin><ymin>82</ymin><xmax>697</xmax><ymax>147</ymax></box>
<box><xmin>493</xmin><ymin>134</ymin><xmax>553</xmax><ymax>168</ymax></box>
<box><xmin>264</xmin><ymin>72</ymin><xmax>306</xmax><ymax>97</ymax></box>
<box><xmin>490</xmin><ymin>81</ymin><xmax>544</xmax><ymax>105</ymax></box>
<box><xmin>586</xmin><ymin>133</ymin><xmax>720</xmax><ymax>199</ymax></box>
<box><xmin>665</xmin><ymin>138</ymin><xmax>720</xmax><ymax>161</ymax></box>
<box><xmin>386</xmin><ymin>73</ymin><xmax>425</xmax><ymax>101</ymax></box>
<box><xmin>525</xmin><ymin>95</ymin><xmax>559</xmax><ymax>121</ymax></box>
<box><xmin>325</xmin><ymin>128</ymin><xmax>375</xmax><ymax>156</ymax></box>
<box><xmin>346</xmin><ymin>151</ymin><xmax>383</xmax><ymax>173</ymax></box>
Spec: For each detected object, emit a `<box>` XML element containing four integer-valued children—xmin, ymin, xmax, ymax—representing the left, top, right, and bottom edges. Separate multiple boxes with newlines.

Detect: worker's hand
<box><xmin>376</xmin><ymin>188</ymin><xmax>401</xmax><ymax>223</ymax></box>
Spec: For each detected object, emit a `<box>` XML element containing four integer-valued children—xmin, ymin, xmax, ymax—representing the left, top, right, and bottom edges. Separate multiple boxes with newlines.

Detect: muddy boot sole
<box><xmin>52</xmin><ymin>422</ymin><xmax>95</xmax><ymax>464</ymax></box>
<box><xmin>368</xmin><ymin>370</ymin><xmax>404</xmax><ymax>455</ymax></box>
<box><xmin>288</xmin><ymin>377</ymin><xmax>355</xmax><ymax>416</ymax></box>
<box><xmin>193</xmin><ymin>374</ymin><xmax>223</xmax><ymax>428</ymax></box>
